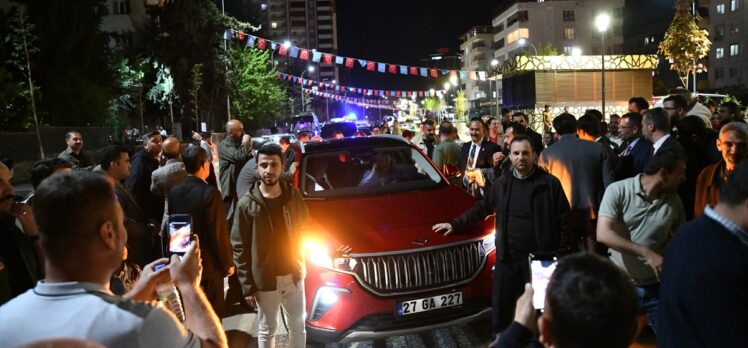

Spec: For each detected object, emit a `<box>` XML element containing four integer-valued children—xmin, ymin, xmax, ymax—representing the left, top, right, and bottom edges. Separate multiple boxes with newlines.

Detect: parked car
<box><xmin>296</xmin><ymin>135</ymin><xmax>496</xmax><ymax>343</ymax></box>
<box><xmin>320</xmin><ymin>122</ymin><xmax>357</xmax><ymax>138</ymax></box>
<box><xmin>290</xmin><ymin>113</ymin><xmax>321</xmax><ymax>136</ymax></box>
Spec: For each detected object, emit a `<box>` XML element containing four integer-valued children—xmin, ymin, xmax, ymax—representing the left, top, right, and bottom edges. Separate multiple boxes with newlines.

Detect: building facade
<box><xmin>708</xmin><ymin>0</ymin><xmax>746</xmax><ymax>89</ymax></box>
<box><xmin>491</xmin><ymin>0</ymin><xmax>625</xmax><ymax>66</ymax></box>
<box><xmin>460</xmin><ymin>26</ymin><xmax>495</xmax><ymax>115</ymax></box>
<box><xmin>266</xmin><ymin>0</ymin><xmax>338</xmax><ymax>82</ymax></box>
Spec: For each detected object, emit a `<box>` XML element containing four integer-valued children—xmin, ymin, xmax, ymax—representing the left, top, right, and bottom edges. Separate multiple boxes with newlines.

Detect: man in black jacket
<box><xmin>168</xmin><ymin>146</ymin><xmax>234</xmax><ymax>317</ymax></box>
<box><xmin>125</xmin><ymin>131</ymin><xmax>163</xmax><ymax>222</ymax></box>
<box><xmin>434</xmin><ymin>135</ymin><xmax>572</xmax><ymax>336</ymax></box>
<box><xmin>459</xmin><ymin>117</ymin><xmax>501</xmax><ymax>197</ymax></box>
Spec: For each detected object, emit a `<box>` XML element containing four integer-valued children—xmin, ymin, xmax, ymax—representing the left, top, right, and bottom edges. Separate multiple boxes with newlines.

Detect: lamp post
<box><xmin>595</xmin><ymin>13</ymin><xmax>610</xmax><ymax>117</ymax></box>
<box><xmin>300</xmin><ymin>66</ymin><xmax>314</xmax><ymax>113</ymax></box>
<box><xmin>490</xmin><ymin>59</ymin><xmax>499</xmax><ymax>117</ymax></box>
<box><xmin>517</xmin><ymin>38</ymin><xmax>538</xmax><ymax>56</ymax></box>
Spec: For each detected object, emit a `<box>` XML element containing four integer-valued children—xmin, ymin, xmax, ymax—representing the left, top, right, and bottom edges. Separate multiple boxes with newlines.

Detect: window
<box><xmin>730</xmin><ymin>43</ymin><xmax>740</xmax><ymax>56</ymax></box>
<box><xmin>730</xmin><ymin>23</ymin><xmax>740</xmax><ymax>34</ymax></box>
<box><xmin>715</xmin><ymin>67</ymin><xmax>724</xmax><ymax>79</ymax></box>
<box><xmin>715</xmin><ymin>25</ymin><xmax>725</xmax><ymax>42</ymax></box>
<box><xmin>271</xmin><ymin>22</ymin><xmax>278</xmax><ymax>28</ymax></box>
<box><xmin>493</xmin><ymin>38</ymin><xmax>505</xmax><ymax>50</ymax></box>
<box><xmin>494</xmin><ymin>23</ymin><xmax>504</xmax><ymax>34</ymax></box>
<box><xmin>717</xmin><ymin>4</ymin><xmax>725</xmax><ymax>13</ymax></box>
<box><xmin>563</xmin><ymin>46</ymin><xmax>573</xmax><ymax>55</ymax></box>
<box><xmin>506</xmin><ymin>28</ymin><xmax>529</xmax><ymax>44</ymax></box>
<box><xmin>717</xmin><ymin>47</ymin><xmax>724</xmax><ymax>58</ymax></box>
<box><xmin>563</xmin><ymin>10</ymin><xmax>575</xmax><ymax>21</ymax></box>
<box><xmin>729</xmin><ymin>67</ymin><xmax>739</xmax><ymax>77</ymax></box>
<box><xmin>564</xmin><ymin>28</ymin><xmax>575</xmax><ymax>40</ymax></box>
<box><xmin>113</xmin><ymin>0</ymin><xmax>130</xmax><ymax>15</ymax></box>
<box><xmin>644</xmin><ymin>37</ymin><xmax>650</xmax><ymax>45</ymax></box>
<box><xmin>506</xmin><ymin>11</ymin><xmax>529</xmax><ymax>27</ymax></box>
<box><xmin>731</xmin><ymin>0</ymin><xmax>740</xmax><ymax>11</ymax></box>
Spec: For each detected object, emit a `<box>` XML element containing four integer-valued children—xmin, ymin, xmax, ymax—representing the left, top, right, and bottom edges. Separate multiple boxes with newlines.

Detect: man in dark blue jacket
<box><xmin>615</xmin><ymin>112</ymin><xmax>653</xmax><ymax>180</ymax></box>
<box><xmin>658</xmin><ymin>161</ymin><xmax>748</xmax><ymax>347</ymax></box>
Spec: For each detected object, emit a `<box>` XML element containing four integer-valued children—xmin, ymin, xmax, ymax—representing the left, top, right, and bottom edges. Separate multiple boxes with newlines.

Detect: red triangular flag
<box><xmin>409</xmin><ymin>66</ymin><xmax>418</xmax><ymax>75</ymax></box>
<box><xmin>323</xmin><ymin>54</ymin><xmax>333</xmax><ymax>64</ymax></box>
<box><xmin>429</xmin><ymin>69</ymin><xmax>438</xmax><ymax>78</ymax></box>
<box><xmin>366</xmin><ymin>61</ymin><xmax>376</xmax><ymax>71</ymax></box>
<box><xmin>279</xmin><ymin>45</ymin><xmax>288</xmax><ymax>56</ymax></box>
<box><xmin>299</xmin><ymin>49</ymin><xmax>310</xmax><ymax>60</ymax></box>
<box><xmin>257</xmin><ymin>39</ymin><xmax>267</xmax><ymax>50</ymax></box>
<box><xmin>388</xmin><ymin>64</ymin><xmax>397</xmax><ymax>74</ymax></box>
<box><xmin>344</xmin><ymin>57</ymin><xmax>355</xmax><ymax>68</ymax></box>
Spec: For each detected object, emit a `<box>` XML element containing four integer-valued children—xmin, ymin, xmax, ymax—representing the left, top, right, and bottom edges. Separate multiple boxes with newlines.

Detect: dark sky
<box><xmin>336</xmin><ymin>0</ymin><xmax>503</xmax><ymax>90</ymax></box>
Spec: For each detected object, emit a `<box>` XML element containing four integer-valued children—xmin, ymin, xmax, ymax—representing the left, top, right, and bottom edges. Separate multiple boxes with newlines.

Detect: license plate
<box><xmin>396</xmin><ymin>292</ymin><xmax>462</xmax><ymax>316</ymax></box>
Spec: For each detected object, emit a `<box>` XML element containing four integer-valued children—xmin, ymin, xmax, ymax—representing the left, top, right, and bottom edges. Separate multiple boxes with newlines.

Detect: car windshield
<box><xmin>301</xmin><ymin>145</ymin><xmax>445</xmax><ymax>198</ymax></box>
<box><xmin>291</xmin><ymin>116</ymin><xmax>316</xmax><ymax>132</ymax></box>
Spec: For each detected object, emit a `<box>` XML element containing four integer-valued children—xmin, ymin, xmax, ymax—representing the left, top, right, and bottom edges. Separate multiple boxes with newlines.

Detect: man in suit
<box><xmin>459</xmin><ymin>117</ymin><xmax>501</xmax><ymax>195</ymax></box>
<box><xmin>169</xmin><ymin>146</ymin><xmax>234</xmax><ymax>317</ymax></box>
<box><xmin>615</xmin><ymin>112</ymin><xmax>653</xmax><ymax>180</ymax></box>
<box><xmin>150</xmin><ymin>137</ymin><xmax>188</xmax><ymax>254</ymax></box>
<box><xmin>643</xmin><ymin>107</ymin><xmax>684</xmax><ymax>156</ymax></box>
<box><xmin>539</xmin><ymin>113</ymin><xmax>613</xmax><ymax>253</ymax></box>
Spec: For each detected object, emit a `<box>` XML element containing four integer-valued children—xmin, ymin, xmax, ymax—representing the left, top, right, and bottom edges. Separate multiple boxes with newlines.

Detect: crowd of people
<box><xmin>0</xmin><ymin>86</ymin><xmax>746</xmax><ymax>348</ymax></box>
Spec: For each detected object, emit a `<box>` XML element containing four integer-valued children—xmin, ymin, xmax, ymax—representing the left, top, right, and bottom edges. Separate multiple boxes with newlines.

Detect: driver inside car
<box><xmin>358</xmin><ymin>152</ymin><xmax>417</xmax><ymax>187</ymax></box>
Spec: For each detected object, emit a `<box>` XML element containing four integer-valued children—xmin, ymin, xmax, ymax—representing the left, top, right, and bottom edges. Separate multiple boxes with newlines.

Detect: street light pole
<box><xmin>490</xmin><ymin>59</ymin><xmax>499</xmax><ymax>117</ymax></box>
<box><xmin>595</xmin><ymin>14</ymin><xmax>610</xmax><ymax>117</ymax></box>
<box><xmin>517</xmin><ymin>38</ymin><xmax>538</xmax><ymax>56</ymax></box>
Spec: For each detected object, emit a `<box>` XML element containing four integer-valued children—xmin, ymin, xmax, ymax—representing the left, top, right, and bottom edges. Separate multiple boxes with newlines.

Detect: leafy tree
<box><xmin>3</xmin><ymin>7</ymin><xmax>44</xmax><ymax>157</ymax></box>
<box><xmin>225</xmin><ymin>47</ymin><xmax>286</xmax><ymax>128</ymax></box>
<box><xmin>189</xmin><ymin>63</ymin><xmax>203</xmax><ymax>126</ymax></box>
<box><xmin>20</xmin><ymin>0</ymin><xmax>117</xmax><ymax>126</ymax></box>
<box><xmin>659</xmin><ymin>0</ymin><xmax>711</xmax><ymax>88</ymax></box>
<box><xmin>423</xmin><ymin>97</ymin><xmax>441</xmax><ymax>114</ymax></box>
<box><xmin>146</xmin><ymin>62</ymin><xmax>176</xmax><ymax>127</ymax></box>
<box><xmin>113</xmin><ymin>57</ymin><xmax>148</xmax><ymax>132</ymax></box>
<box><xmin>454</xmin><ymin>90</ymin><xmax>468</xmax><ymax>121</ymax></box>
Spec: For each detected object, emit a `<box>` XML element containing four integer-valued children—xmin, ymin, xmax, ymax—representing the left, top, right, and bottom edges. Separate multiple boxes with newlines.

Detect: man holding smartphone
<box><xmin>231</xmin><ymin>144</ymin><xmax>310</xmax><ymax>348</ymax></box>
<box><xmin>168</xmin><ymin>146</ymin><xmax>234</xmax><ymax>318</ymax></box>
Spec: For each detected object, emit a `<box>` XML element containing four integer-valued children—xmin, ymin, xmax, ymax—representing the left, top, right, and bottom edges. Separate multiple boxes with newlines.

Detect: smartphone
<box><xmin>529</xmin><ymin>253</ymin><xmax>558</xmax><ymax>311</ymax></box>
<box><xmin>168</xmin><ymin>214</ymin><xmax>193</xmax><ymax>255</ymax></box>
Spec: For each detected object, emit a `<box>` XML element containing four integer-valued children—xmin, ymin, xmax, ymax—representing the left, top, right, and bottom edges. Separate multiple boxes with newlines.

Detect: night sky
<box><xmin>335</xmin><ymin>0</ymin><xmax>504</xmax><ymax>90</ymax></box>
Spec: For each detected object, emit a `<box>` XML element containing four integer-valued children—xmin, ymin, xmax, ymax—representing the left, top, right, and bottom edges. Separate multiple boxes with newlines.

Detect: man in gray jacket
<box><xmin>539</xmin><ymin>113</ymin><xmax>613</xmax><ymax>253</ymax></box>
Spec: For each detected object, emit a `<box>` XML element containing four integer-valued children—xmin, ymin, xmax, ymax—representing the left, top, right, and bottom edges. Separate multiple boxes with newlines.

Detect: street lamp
<box><xmin>517</xmin><ymin>38</ymin><xmax>538</xmax><ymax>56</ymax></box>
<box><xmin>490</xmin><ymin>59</ymin><xmax>499</xmax><ymax>116</ymax></box>
<box><xmin>300</xmin><ymin>66</ymin><xmax>314</xmax><ymax>113</ymax></box>
<box><xmin>595</xmin><ymin>13</ymin><xmax>610</xmax><ymax>116</ymax></box>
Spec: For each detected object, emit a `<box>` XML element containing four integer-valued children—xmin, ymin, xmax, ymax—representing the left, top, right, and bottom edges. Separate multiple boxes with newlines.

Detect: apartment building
<box><xmin>459</xmin><ymin>26</ymin><xmax>495</xmax><ymax>113</ymax></box>
<box><xmin>709</xmin><ymin>0</ymin><xmax>746</xmax><ymax>89</ymax></box>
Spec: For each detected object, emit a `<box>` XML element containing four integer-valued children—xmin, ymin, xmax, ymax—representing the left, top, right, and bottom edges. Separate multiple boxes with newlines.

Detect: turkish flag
<box><xmin>299</xmin><ymin>49</ymin><xmax>310</xmax><ymax>60</ymax></box>
<box><xmin>323</xmin><ymin>54</ymin><xmax>333</xmax><ymax>64</ymax></box>
<box><xmin>366</xmin><ymin>61</ymin><xmax>376</xmax><ymax>71</ymax></box>
<box><xmin>395</xmin><ymin>91</ymin><xmax>401</xmax><ymax>97</ymax></box>
<box><xmin>344</xmin><ymin>57</ymin><xmax>355</xmax><ymax>68</ymax></box>
<box><xmin>257</xmin><ymin>39</ymin><xmax>267</xmax><ymax>50</ymax></box>
<box><xmin>429</xmin><ymin>69</ymin><xmax>438</xmax><ymax>78</ymax></box>
<box><xmin>418</xmin><ymin>91</ymin><xmax>424</xmax><ymax>97</ymax></box>
<box><xmin>374</xmin><ymin>90</ymin><xmax>379</xmax><ymax>96</ymax></box>
<box><xmin>388</xmin><ymin>64</ymin><xmax>397</xmax><ymax>74</ymax></box>
<box><xmin>409</xmin><ymin>66</ymin><xmax>418</xmax><ymax>75</ymax></box>
<box><xmin>238</xmin><ymin>32</ymin><xmax>245</xmax><ymax>41</ymax></box>
<box><xmin>279</xmin><ymin>44</ymin><xmax>288</xmax><ymax>56</ymax></box>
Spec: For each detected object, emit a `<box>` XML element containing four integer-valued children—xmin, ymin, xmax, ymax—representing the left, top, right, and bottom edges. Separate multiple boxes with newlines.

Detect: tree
<box><xmin>147</xmin><ymin>62</ymin><xmax>176</xmax><ymax>128</ymax></box>
<box><xmin>189</xmin><ymin>63</ymin><xmax>203</xmax><ymax>127</ymax></box>
<box><xmin>659</xmin><ymin>0</ymin><xmax>711</xmax><ymax>88</ymax></box>
<box><xmin>113</xmin><ymin>57</ymin><xmax>148</xmax><ymax>133</ymax></box>
<box><xmin>225</xmin><ymin>47</ymin><xmax>286</xmax><ymax>128</ymax></box>
<box><xmin>423</xmin><ymin>97</ymin><xmax>441</xmax><ymax>114</ymax></box>
<box><xmin>6</xmin><ymin>7</ymin><xmax>44</xmax><ymax>158</ymax></box>
<box><xmin>454</xmin><ymin>90</ymin><xmax>468</xmax><ymax>121</ymax></box>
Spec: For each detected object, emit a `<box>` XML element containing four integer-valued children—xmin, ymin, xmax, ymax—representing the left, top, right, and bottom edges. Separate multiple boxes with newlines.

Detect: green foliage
<box><xmin>659</xmin><ymin>0</ymin><xmax>711</xmax><ymax>87</ymax></box>
<box><xmin>423</xmin><ymin>97</ymin><xmax>441</xmax><ymax>112</ymax></box>
<box><xmin>225</xmin><ymin>47</ymin><xmax>286</xmax><ymax>128</ymax></box>
<box><xmin>189</xmin><ymin>63</ymin><xmax>203</xmax><ymax>124</ymax></box>
<box><xmin>454</xmin><ymin>90</ymin><xmax>468</xmax><ymax>121</ymax></box>
<box><xmin>537</xmin><ymin>42</ymin><xmax>559</xmax><ymax>56</ymax></box>
<box><xmin>147</xmin><ymin>62</ymin><xmax>175</xmax><ymax>107</ymax></box>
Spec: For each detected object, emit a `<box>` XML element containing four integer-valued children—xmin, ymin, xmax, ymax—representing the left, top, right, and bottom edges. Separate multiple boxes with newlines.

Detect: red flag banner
<box><xmin>279</xmin><ymin>44</ymin><xmax>288</xmax><ymax>56</ymax></box>
<box><xmin>409</xmin><ymin>66</ymin><xmax>418</xmax><ymax>75</ymax></box>
<box><xmin>257</xmin><ymin>39</ymin><xmax>267</xmax><ymax>50</ymax></box>
<box><xmin>344</xmin><ymin>57</ymin><xmax>355</xmax><ymax>68</ymax></box>
<box><xmin>388</xmin><ymin>64</ymin><xmax>397</xmax><ymax>74</ymax></box>
<box><xmin>366</xmin><ymin>61</ymin><xmax>376</xmax><ymax>71</ymax></box>
<box><xmin>238</xmin><ymin>32</ymin><xmax>245</xmax><ymax>41</ymax></box>
<box><xmin>429</xmin><ymin>69</ymin><xmax>438</xmax><ymax>78</ymax></box>
<box><xmin>299</xmin><ymin>49</ymin><xmax>310</xmax><ymax>60</ymax></box>
<box><xmin>323</xmin><ymin>54</ymin><xmax>333</xmax><ymax>64</ymax></box>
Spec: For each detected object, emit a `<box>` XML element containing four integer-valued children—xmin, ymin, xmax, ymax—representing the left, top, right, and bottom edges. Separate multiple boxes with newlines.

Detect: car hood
<box><xmin>303</xmin><ymin>185</ymin><xmax>494</xmax><ymax>254</ymax></box>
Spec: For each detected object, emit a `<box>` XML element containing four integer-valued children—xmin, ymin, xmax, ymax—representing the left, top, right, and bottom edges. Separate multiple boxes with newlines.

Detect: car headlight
<box><xmin>482</xmin><ymin>231</ymin><xmax>496</xmax><ymax>253</ymax></box>
<box><xmin>303</xmin><ymin>239</ymin><xmax>356</xmax><ymax>272</ymax></box>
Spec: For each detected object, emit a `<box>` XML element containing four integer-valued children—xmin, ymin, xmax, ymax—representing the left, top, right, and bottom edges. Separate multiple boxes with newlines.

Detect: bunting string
<box><xmin>277</xmin><ymin>72</ymin><xmax>447</xmax><ymax>99</ymax></box>
<box><xmin>303</xmin><ymin>88</ymin><xmax>398</xmax><ymax>110</ymax></box>
<box><xmin>226</xmin><ymin>29</ymin><xmax>489</xmax><ymax>82</ymax></box>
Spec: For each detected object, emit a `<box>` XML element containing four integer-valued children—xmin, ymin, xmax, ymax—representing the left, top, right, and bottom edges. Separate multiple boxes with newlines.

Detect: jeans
<box><xmin>635</xmin><ymin>283</ymin><xmax>659</xmax><ymax>334</ymax></box>
<box><xmin>256</xmin><ymin>274</ymin><xmax>306</xmax><ymax>348</ymax></box>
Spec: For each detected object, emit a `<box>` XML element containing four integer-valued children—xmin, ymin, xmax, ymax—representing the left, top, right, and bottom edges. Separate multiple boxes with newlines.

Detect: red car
<box><xmin>296</xmin><ymin>135</ymin><xmax>496</xmax><ymax>343</ymax></box>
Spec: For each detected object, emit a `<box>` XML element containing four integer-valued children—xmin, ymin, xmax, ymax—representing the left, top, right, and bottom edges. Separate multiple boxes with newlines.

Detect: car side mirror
<box><xmin>443</xmin><ymin>163</ymin><xmax>461</xmax><ymax>178</ymax></box>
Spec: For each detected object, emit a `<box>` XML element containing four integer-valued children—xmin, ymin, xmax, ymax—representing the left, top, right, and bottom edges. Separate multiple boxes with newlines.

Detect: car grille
<box><xmin>353</xmin><ymin>241</ymin><xmax>487</xmax><ymax>295</ymax></box>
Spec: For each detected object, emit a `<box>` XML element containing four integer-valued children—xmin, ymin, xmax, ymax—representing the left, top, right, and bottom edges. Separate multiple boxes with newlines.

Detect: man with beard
<box><xmin>411</xmin><ymin>119</ymin><xmax>438</xmax><ymax>159</ymax></box>
<box><xmin>434</xmin><ymin>135</ymin><xmax>572</xmax><ymax>337</ymax></box>
<box><xmin>58</xmin><ymin>131</ymin><xmax>94</xmax><ymax>170</ymax></box>
<box><xmin>607</xmin><ymin>114</ymin><xmax>624</xmax><ymax>148</ymax></box>
<box><xmin>126</xmin><ymin>131</ymin><xmax>163</xmax><ymax>222</ymax></box>
<box><xmin>459</xmin><ymin>117</ymin><xmax>501</xmax><ymax>193</ymax></box>
<box><xmin>218</xmin><ymin>120</ymin><xmax>252</xmax><ymax>226</ymax></box>
<box><xmin>694</xmin><ymin>122</ymin><xmax>748</xmax><ymax>216</ymax></box>
<box><xmin>231</xmin><ymin>144</ymin><xmax>311</xmax><ymax>348</ymax></box>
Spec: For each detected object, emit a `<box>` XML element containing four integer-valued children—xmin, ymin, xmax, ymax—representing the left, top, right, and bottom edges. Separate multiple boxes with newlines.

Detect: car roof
<box><xmin>300</xmin><ymin>134</ymin><xmax>411</xmax><ymax>154</ymax></box>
